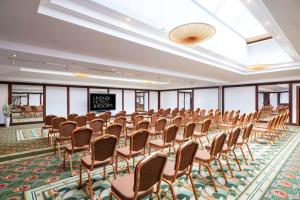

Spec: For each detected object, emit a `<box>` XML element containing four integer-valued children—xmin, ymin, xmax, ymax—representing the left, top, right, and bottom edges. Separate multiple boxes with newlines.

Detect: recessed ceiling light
<box><xmin>276</xmin><ymin>36</ymin><xmax>281</xmax><ymax>40</ymax></box>
<box><xmin>11</xmin><ymin>54</ymin><xmax>17</xmax><ymax>57</ymax></box>
<box><xmin>265</xmin><ymin>21</ymin><xmax>270</xmax><ymax>26</ymax></box>
<box><xmin>247</xmin><ymin>0</ymin><xmax>251</xmax><ymax>3</ymax></box>
<box><xmin>126</xmin><ymin>17</ymin><xmax>131</xmax><ymax>22</ymax></box>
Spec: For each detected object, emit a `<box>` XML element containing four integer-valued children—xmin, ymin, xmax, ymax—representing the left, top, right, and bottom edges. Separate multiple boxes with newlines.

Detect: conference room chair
<box><xmin>194</xmin><ymin>132</ymin><xmax>227</xmax><ymax>192</ymax></box>
<box><xmin>127</xmin><ymin>115</ymin><xmax>144</xmax><ymax>132</ymax></box>
<box><xmin>114</xmin><ymin>111</ymin><xmax>125</xmax><ymax>119</ymax></box>
<box><xmin>98</xmin><ymin>113</ymin><xmax>109</xmax><ymax>127</ymax></box>
<box><xmin>116</xmin><ymin>129</ymin><xmax>150</xmax><ymax>173</ymax></box>
<box><xmin>238</xmin><ymin>113</ymin><xmax>246</xmax><ymax>128</ymax></box>
<box><xmin>237</xmin><ymin>123</ymin><xmax>254</xmax><ymax>165</ymax></box>
<box><xmin>227</xmin><ymin>110</ymin><xmax>235</xmax><ymax>122</ymax></box>
<box><xmin>86</xmin><ymin>112</ymin><xmax>96</xmax><ymax>124</ymax></box>
<box><xmin>175</xmin><ymin>121</ymin><xmax>196</xmax><ymax>145</ymax></box>
<box><xmin>145</xmin><ymin>109</ymin><xmax>154</xmax><ymax>119</ymax></box>
<box><xmin>67</xmin><ymin>113</ymin><xmax>78</xmax><ymax>122</ymax></box>
<box><xmin>54</xmin><ymin>121</ymin><xmax>77</xmax><ymax>159</ymax></box>
<box><xmin>157</xmin><ymin>108</ymin><xmax>164</xmax><ymax>116</ymax></box>
<box><xmin>125</xmin><ymin>120</ymin><xmax>150</xmax><ymax>146</ymax></box>
<box><xmin>106</xmin><ymin>123</ymin><xmax>123</xmax><ymax>144</ymax></box>
<box><xmin>172</xmin><ymin>116</ymin><xmax>182</xmax><ymax>128</ymax></box>
<box><xmin>162</xmin><ymin>140</ymin><xmax>199</xmax><ymax>200</ymax></box>
<box><xmin>219</xmin><ymin>114</ymin><xmax>239</xmax><ymax>133</ymax></box>
<box><xmin>206</xmin><ymin>127</ymin><xmax>242</xmax><ymax>176</ymax></box>
<box><xmin>110</xmin><ymin>152</ymin><xmax>167</xmax><ymax>200</ymax></box>
<box><xmin>193</xmin><ymin>119</ymin><xmax>211</xmax><ymax>149</ymax></box>
<box><xmin>48</xmin><ymin>116</ymin><xmax>66</xmax><ymax>145</ymax></box>
<box><xmin>211</xmin><ymin>111</ymin><xmax>222</xmax><ymax>130</ymax></box>
<box><xmin>199</xmin><ymin>109</ymin><xmax>206</xmax><ymax>121</ymax></box>
<box><xmin>148</xmin><ymin>124</ymin><xmax>178</xmax><ymax>155</ymax></box>
<box><xmin>114</xmin><ymin>116</ymin><xmax>127</xmax><ymax>135</ymax></box>
<box><xmin>149</xmin><ymin>117</ymin><xmax>167</xmax><ymax>139</ymax></box>
<box><xmin>63</xmin><ymin>127</ymin><xmax>92</xmax><ymax>176</ymax></box>
<box><xmin>41</xmin><ymin>114</ymin><xmax>56</xmax><ymax>137</ymax></box>
<box><xmin>252</xmin><ymin>117</ymin><xmax>275</xmax><ymax>143</ymax></box>
<box><xmin>90</xmin><ymin>118</ymin><xmax>104</xmax><ymax>137</ymax></box>
<box><xmin>150</xmin><ymin>114</ymin><xmax>159</xmax><ymax>128</ymax></box>
<box><xmin>75</xmin><ymin>115</ymin><xmax>87</xmax><ymax>127</ymax></box>
<box><xmin>80</xmin><ymin>135</ymin><xmax>118</xmax><ymax>200</ymax></box>
<box><xmin>104</xmin><ymin>111</ymin><xmax>112</xmax><ymax>123</ymax></box>
<box><xmin>128</xmin><ymin>112</ymin><xmax>139</xmax><ymax>125</ymax></box>
<box><xmin>168</xmin><ymin>108</ymin><xmax>178</xmax><ymax>121</ymax></box>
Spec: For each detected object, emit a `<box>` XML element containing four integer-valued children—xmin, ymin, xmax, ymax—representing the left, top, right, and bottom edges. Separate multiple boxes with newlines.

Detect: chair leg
<box><xmin>87</xmin><ymin>170</ymin><xmax>93</xmax><ymax>200</ymax></box>
<box><xmin>224</xmin><ymin>155</ymin><xmax>234</xmax><ymax>178</ymax></box>
<box><xmin>63</xmin><ymin>150</ymin><xmax>66</xmax><ymax>169</ymax></box>
<box><xmin>205</xmin><ymin>164</ymin><xmax>217</xmax><ymax>192</ymax></box>
<box><xmin>58</xmin><ymin>142</ymin><xmax>61</xmax><ymax>159</ymax></box>
<box><xmin>79</xmin><ymin>164</ymin><xmax>83</xmax><ymax>186</ymax></box>
<box><xmin>109</xmin><ymin>192</ymin><xmax>113</xmax><ymax>200</ymax></box>
<box><xmin>199</xmin><ymin>138</ymin><xmax>204</xmax><ymax>149</ymax></box>
<box><xmin>239</xmin><ymin>146</ymin><xmax>248</xmax><ymax>165</ymax></box>
<box><xmin>148</xmin><ymin>146</ymin><xmax>151</xmax><ymax>155</ymax></box>
<box><xmin>112</xmin><ymin>163</ymin><xmax>117</xmax><ymax>180</ymax></box>
<box><xmin>103</xmin><ymin>165</ymin><xmax>106</xmax><ymax>178</ymax></box>
<box><xmin>164</xmin><ymin>180</ymin><xmax>176</xmax><ymax>200</ymax></box>
<box><xmin>69</xmin><ymin>154</ymin><xmax>73</xmax><ymax>176</ymax></box>
<box><xmin>217</xmin><ymin>159</ymin><xmax>228</xmax><ymax>183</ymax></box>
<box><xmin>233</xmin><ymin>150</ymin><xmax>242</xmax><ymax>171</ymax></box>
<box><xmin>189</xmin><ymin>174</ymin><xmax>198</xmax><ymax>200</ymax></box>
<box><xmin>246</xmin><ymin>143</ymin><xmax>254</xmax><ymax>161</ymax></box>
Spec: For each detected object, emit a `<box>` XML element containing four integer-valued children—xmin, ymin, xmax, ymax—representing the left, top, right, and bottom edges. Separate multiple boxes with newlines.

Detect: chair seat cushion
<box><xmin>237</xmin><ymin>138</ymin><xmax>244</xmax><ymax>145</ymax></box>
<box><xmin>65</xmin><ymin>144</ymin><xmax>89</xmax><ymax>154</ymax></box>
<box><xmin>111</xmin><ymin>173</ymin><xmax>153</xmax><ymax>200</ymax></box>
<box><xmin>175</xmin><ymin>135</ymin><xmax>188</xmax><ymax>143</ymax></box>
<box><xmin>252</xmin><ymin>127</ymin><xmax>268</xmax><ymax>132</ymax></box>
<box><xmin>149</xmin><ymin>139</ymin><xmax>169</xmax><ymax>148</ymax></box>
<box><xmin>163</xmin><ymin>160</ymin><xmax>186</xmax><ymax>181</ymax></box>
<box><xmin>49</xmin><ymin>128</ymin><xmax>59</xmax><ymax>133</ymax></box>
<box><xmin>42</xmin><ymin>125</ymin><xmax>52</xmax><ymax>129</ymax></box>
<box><xmin>117</xmin><ymin>147</ymin><xmax>142</xmax><ymax>159</ymax></box>
<box><xmin>81</xmin><ymin>155</ymin><xmax>111</xmax><ymax>169</ymax></box>
<box><xmin>195</xmin><ymin>150</ymin><xmax>211</xmax><ymax>163</ymax></box>
<box><xmin>193</xmin><ymin>131</ymin><xmax>205</xmax><ymax>137</ymax></box>
<box><xmin>55</xmin><ymin>136</ymin><xmax>70</xmax><ymax>142</ymax></box>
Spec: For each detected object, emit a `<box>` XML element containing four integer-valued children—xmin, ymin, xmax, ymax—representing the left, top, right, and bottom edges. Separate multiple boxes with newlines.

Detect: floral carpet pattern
<box><xmin>0</xmin><ymin>126</ymin><xmax>299</xmax><ymax>200</ymax></box>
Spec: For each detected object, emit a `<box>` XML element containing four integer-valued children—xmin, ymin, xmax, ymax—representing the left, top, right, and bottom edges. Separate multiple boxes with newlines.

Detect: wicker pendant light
<box><xmin>169</xmin><ymin>23</ymin><xmax>216</xmax><ymax>45</ymax></box>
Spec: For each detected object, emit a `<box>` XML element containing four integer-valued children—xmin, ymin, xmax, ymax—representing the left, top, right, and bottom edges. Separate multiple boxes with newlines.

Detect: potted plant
<box><xmin>2</xmin><ymin>104</ymin><xmax>12</xmax><ymax>127</ymax></box>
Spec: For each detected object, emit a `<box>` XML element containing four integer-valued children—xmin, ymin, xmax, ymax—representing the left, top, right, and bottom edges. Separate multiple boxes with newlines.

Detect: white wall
<box><xmin>179</xmin><ymin>93</ymin><xmax>184</xmax><ymax>108</ymax></box>
<box><xmin>280</xmin><ymin>92</ymin><xmax>289</xmax><ymax>104</ymax></box>
<box><xmin>149</xmin><ymin>91</ymin><xmax>158</xmax><ymax>111</ymax></box>
<box><xmin>46</xmin><ymin>86</ymin><xmax>67</xmax><ymax>117</ymax></box>
<box><xmin>258</xmin><ymin>93</ymin><xmax>264</xmax><ymax>108</ymax></box>
<box><xmin>292</xmin><ymin>83</ymin><xmax>300</xmax><ymax>123</ymax></box>
<box><xmin>194</xmin><ymin>88</ymin><xmax>219</xmax><ymax>110</ymax></box>
<box><xmin>270</xmin><ymin>93</ymin><xmax>278</xmax><ymax>107</ymax></box>
<box><xmin>224</xmin><ymin>86</ymin><xmax>256</xmax><ymax>114</ymax></box>
<box><xmin>124</xmin><ymin>90</ymin><xmax>135</xmax><ymax>113</ymax></box>
<box><xmin>160</xmin><ymin>91</ymin><xmax>177</xmax><ymax>109</ymax></box>
<box><xmin>29</xmin><ymin>94</ymin><xmax>41</xmax><ymax>106</ymax></box>
<box><xmin>0</xmin><ymin>84</ymin><xmax>8</xmax><ymax>124</ymax></box>
<box><xmin>144</xmin><ymin>92</ymin><xmax>149</xmax><ymax>111</ymax></box>
<box><xmin>185</xmin><ymin>93</ymin><xmax>191</xmax><ymax>109</ymax></box>
<box><xmin>109</xmin><ymin>89</ymin><xmax>122</xmax><ymax>115</ymax></box>
<box><xmin>69</xmin><ymin>87</ymin><xmax>87</xmax><ymax>115</ymax></box>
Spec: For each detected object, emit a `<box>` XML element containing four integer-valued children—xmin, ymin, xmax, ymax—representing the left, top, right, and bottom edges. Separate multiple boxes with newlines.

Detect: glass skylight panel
<box><xmin>196</xmin><ymin>0</ymin><xmax>268</xmax><ymax>38</ymax></box>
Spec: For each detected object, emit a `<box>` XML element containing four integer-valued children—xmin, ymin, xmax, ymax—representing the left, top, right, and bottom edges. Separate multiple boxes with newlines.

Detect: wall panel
<box><xmin>69</xmin><ymin>87</ymin><xmax>87</xmax><ymax>115</ymax></box>
<box><xmin>160</xmin><ymin>91</ymin><xmax>177</xmax><ymax>109</ymax></box>
<box><xmin>224</xmin><ymin>86</ymin><xmax>255</xmax><ymax>114</ymax></box>
<box><xmin>46</xmin><ymin>86</ymin><xmax>67</xmax><ymax>116</ymax></box>
<box><xmin>149</xmin><ymin>91</ymin><xmax>158</xmax><ymax>111</ymax></box>
<box><xmin>194</xmin><ymin>88</ymin><xmax>219</xmax><ymax>110</ymax></box>
<box><xmin>0</xmin><ymin>84</ymin><xmax>8</xmax><ymax>124</ymax></box>
<box><xmin>292</xmin><ymin>83</ymin><xmax>300</xmax><ymax>123</ymax></box>
<box><xmin>124</xmin><ymin>90</ymin><xmax>135</xmax><ymax>113</ymax></box>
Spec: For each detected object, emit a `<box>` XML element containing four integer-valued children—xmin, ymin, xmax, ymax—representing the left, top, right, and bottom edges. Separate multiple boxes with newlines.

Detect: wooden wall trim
<box><xmin>43</xmin><ymin>85</ymin><xmax>46</xmax><ymax>120</ymax></box>
<box><xmin>192</xmin><ymin>89</ymin><xmax>194</xmax><ymax>110</ymax></box>
<box><xmin>122</xmin><ymin>89</ymin><xmax>124</xmax><ymax>111</ymax></box>
<box><xmin>8</xmin><ymin>83</ymin><xmax>12</xmax><ymax>126</ymax></box>
<box><xmin>289</xmin><ymin>83</ymin><xmax>293</xmax><ymax>124</ymax></box>
<box><xmin>87</xmin><ymin>87</ymin><xmax>90</xmax><ymax>113</ymax></box>
<box><xmin>134</xmin><ymin>90</ymin><xmax>137</xmax><ymax>112</ymax></box>
<box><xmin>255</xmin><ymin>85</ymin><xmax>258</xmax><ymax>111</ymax></box>
<box><xmin>221</xmin><ymin>86</ymin><xmax>224</xmax><ymax>115</ymax></box>
<box><xmin>177</xmin><ymin>90</ymin><xmax>179</xmax><ymax>108</ymax></box>
<box><xmin>67</xmin><ymin>86</ymin><xmax>70</xmax><ymax>115</ymax></box>
<box><xmin>158</xmin><ymin>91</ymin><xmax>161</xmax><ymax>109</ymax></box>
<box><xmin>297</xmin><ymin>86</ymin><xmax>300</xmax><ymax>126</ymax></box>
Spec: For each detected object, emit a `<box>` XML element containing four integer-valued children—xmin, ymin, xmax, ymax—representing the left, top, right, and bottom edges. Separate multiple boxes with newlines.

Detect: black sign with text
<box><xmin>90</xmin><ymin>93</ymin><xmax>116</xmax><ymax>111</ymax></box>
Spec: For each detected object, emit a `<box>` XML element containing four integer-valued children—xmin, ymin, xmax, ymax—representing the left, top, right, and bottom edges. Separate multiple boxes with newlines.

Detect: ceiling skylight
<box><xmin>195</xmin><ymin>0</ymin><xmax>268</xmax><ymax>39</ymax></box>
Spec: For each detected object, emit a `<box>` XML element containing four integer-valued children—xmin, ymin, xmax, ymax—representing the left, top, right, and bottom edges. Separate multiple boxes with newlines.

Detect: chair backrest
<box><xmin>171</xmin><ymin>108</ymin><xmax>178</xmax><ymax>118</ymax></box>
<box><xmin>166</xmin><ymin>108</ymin><xmax>171</xmax><ymax>115</ymax></box>
<box><xmin>106</xmin><ymin>123</ymin><xmax>122</xmax><ymax>138</ymax></box>
<box><xmin>151</xmin><ymin>114</ymin><xmax>159</xmax><ymax>125</ymax></box>
<box><xmin>24</xmin><ymin>105</ymin><xmax>32</xmax><ymax>112</ymax></box>
<box><xmin>239</xmin><ymin>113</ymin><xmax>246</xmax><ymax>123</ymax></box>
<box><xmin>86</xmin><ymin>112</ymin><xmax>96</xmax><ymax>122</ymax></box>
<box><xmin>245</xmin><ymin>113</ymin><xmax>252</xmax><ymax>123</ymax></box>
<box><xmin>210</xmin><ymin>132</ymin><xmax>227</xmax><ymax>159</ymax></box>
<box><xmin>75</xmin><ymin>115</ymin><xmax>87</xmax><ymax>127</ymax></box>
<box><xmin>71</xmin><ymin>127</ymin><xmax>92</xmax><ymax>149</ymax></box>
<box><xmin>134</xmin><ymin>152</ymin><xmax>167</xmax><ymax>194</ymax></box>
<box><xmin>137</xmin><ymin>120</ymin><xmax>150</xmax><ymax>130</ymax></box>
<box><xmin>104</xmin><ymin>111</ymin><xmax>112</xmax><ymax>120</ymax></box>
<box><xmin>223</xmin><ymin>111</ymin><xmax>228</xmax><ymax>121</ymax></box>
<box><xmin>52</xmin><ymin>117</ymin><xmax>66</xmax><ymax>129</ymax></box>
<box><xmin>173</xmin><ymin>116</ymin><xmax>182</xmax><ymax>127</ymax></box>
<box><xmin>164</xmin><ymin>124</ymin><xmax>178</xmax><ymax>144</ymax></box>
<box><xmin>134</xmin><ymin>115</ymin><xmax>144</xmax><ymax>127</ymax></box>
<box><xmin>115</xmin><ymin>111</ymin><xmax>125</xmax><ymax>119</ymax></box>
<box><xmin>242</xmin><ymin>123</ymin><xmax>253</xmax><ymax>143</ymax></box>
<box><xmin>114</xmin><ymin>117</ymin><xmax>127</xmax><ymax>129</ymax></box>
<box><xmin>90</xmin><ymin>119</ymin><xmax>104</xmax><ymax>134</ymax></box>
<box><xmin>98</xmin><ymin>113</ymin><xmax>109</xmax><ymax>123</ymax></box>
<box><xmin>179</xmin><ymin>108</ymin><xmax>185</xmax><ymax>115</ymax></box>
<box><xmin>59</xmin><ymin>121</ymin><xmax>77</xmax><ymax>138</ymax></box>
<box><xmin>214</xmin><ymin>111</ymin><xmax>222</xmax><ymax>122</ymax></box>
<box><xmin>147</xmin><ymin>109</ymin><xmax>154</xmax><ymax>117</ymax></box>
<box><xmin>200</xmin><ymin>109</ymin><xmax>206</xmax><ymax>117</ymax></box>
<box><xmin>131</xmin><ymin>129</ymin><xmax>150</xmax><ymax>152</ymax></box>
<box><xmin>231</xmin><ymin>114</ymin><xmax>239</xmax><ymax>125</ymax></box>
<box><xmin>158</xmin><ymin>108</ymin><xmax>164</xmax><ymax>115</ymax></box>
<box><xmin>184</xmin><ymin>121</ymin><xmax>196</xmax><ymax>139</ymax></box>
<box><xmin>201</xmin><ymin>119</ymin><xmax>211</xmax><ymax>134</ymax></box>
<box><xmin>227</xmin><ymin>127</ymin><xmax>241</xmax><ymax>150</ymax></box>
<box><xmin>175</xmin><ymin>140</ymin><xmax>198</xmax><ymax>172</ymax></box>
<box><xmin>156</xmin><ymin>118</ymin><xmax>167</xmax><ymax>132</ymax></box>
<box><xmin>228</xmin><ymin>110</ymin><xmax>234</xmax><ymax>121</ymax></box>
<box><xmin>91</xmin><ymin>135</ymin><xmax>118</xmax><ymax>168</ymax></box>
<box><xmin>67</xmin><ymin>113</ymin><xmax>78</xmax><ymax>122</ymax></box>
<box><xmin>130</xmin><ymin>112</ymin><xmax>139</xmax><ymax>122</ymax></box>
<box><xmin>44</xmin><ymin>114</ymin><xmax>56</xmax><ymax>126</ymax></box>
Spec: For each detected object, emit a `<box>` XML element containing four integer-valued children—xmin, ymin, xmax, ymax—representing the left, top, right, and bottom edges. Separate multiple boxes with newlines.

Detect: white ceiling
<box><xmin>0</xmin><ymin>0</ymin><xmax>300</xmax><ymax>89</ymax></box>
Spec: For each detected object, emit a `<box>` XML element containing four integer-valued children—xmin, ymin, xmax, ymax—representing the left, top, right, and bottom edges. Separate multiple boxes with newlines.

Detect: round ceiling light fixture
<box><xmin>169</xmin><ymin>23</ymin><xmax>216</xmax><ymax>45</ymax></box>
<box><xmin>247</xmin><ymin>64</ymin><xmax>270</xmax><ymax>71</ymax></box>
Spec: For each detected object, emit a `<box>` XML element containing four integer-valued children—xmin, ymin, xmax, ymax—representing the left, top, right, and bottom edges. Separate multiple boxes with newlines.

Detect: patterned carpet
<box><xmin>0</xmin><ymin>125</ymin><xmax>298</xmax><ymax>200</ymax></box>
